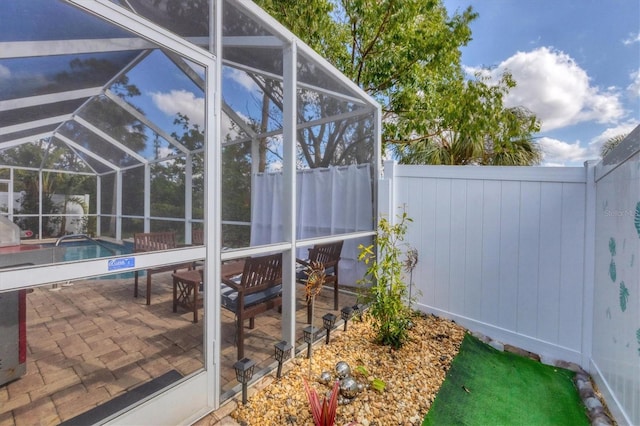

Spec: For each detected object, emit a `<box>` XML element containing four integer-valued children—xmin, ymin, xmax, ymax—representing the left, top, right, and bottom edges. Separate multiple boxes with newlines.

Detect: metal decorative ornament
<box><xmin>335</xmin><ymin>361</ymin><xmax>351</xmax><ymax>379</ymax></box>
<box><xmin>339</xmin><ymin>376</ymin><xmax>359</xmax><ymax>399</ymax></box>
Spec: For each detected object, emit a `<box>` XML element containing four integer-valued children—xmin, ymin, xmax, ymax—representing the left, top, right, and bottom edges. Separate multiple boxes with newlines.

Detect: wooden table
<box><xmin>172</xmin><ymin>260</ymin><xmax>246</xmax><ymax>323</ymax></box>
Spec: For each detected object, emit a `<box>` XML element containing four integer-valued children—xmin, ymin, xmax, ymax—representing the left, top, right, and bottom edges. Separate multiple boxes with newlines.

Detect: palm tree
<box><xmin>600</xmin><ymin>134</ymin><xmax>628</xmax><ymax>158</ymax></box>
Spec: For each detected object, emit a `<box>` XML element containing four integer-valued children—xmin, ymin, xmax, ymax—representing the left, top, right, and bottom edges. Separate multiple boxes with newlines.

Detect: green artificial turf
<box><xmin>423</xmin><ymin>334</ymin><xmax>590</xmax><ymax>426</ymax></box>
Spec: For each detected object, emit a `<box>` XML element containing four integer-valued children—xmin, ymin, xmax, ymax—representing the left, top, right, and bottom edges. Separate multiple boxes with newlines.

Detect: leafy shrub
<box><xmin>358</xmin><ymin>208</ymin><xmax>414</xmax><ymax>349</ymax></box>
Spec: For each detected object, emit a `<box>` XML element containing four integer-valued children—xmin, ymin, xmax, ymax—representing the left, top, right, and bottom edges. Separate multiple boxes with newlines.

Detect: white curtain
<box><xmin>250</xmin><ymin>164</ymin><xmax>373</xmax><ymax>286</ymax></box>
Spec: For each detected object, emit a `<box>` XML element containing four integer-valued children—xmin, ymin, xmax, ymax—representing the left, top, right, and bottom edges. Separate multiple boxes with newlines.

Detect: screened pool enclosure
<box><xmin>0</xmin><ymin>1</ymin><xmax>379</xmax><ymax>424</ymax></box>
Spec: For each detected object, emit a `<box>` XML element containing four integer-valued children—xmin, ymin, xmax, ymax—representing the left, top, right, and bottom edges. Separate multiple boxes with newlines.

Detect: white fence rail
<box><xmin>381</xmin><ymin>162</ymin><xmax>589</xmax><ymax>365</ymax></box>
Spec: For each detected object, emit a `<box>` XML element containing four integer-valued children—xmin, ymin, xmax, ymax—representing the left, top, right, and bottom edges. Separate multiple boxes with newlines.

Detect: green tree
<box><xmin>254</xmin><ymin>0</ymin><xmax>541</xmax><ymax>165</ymax></box>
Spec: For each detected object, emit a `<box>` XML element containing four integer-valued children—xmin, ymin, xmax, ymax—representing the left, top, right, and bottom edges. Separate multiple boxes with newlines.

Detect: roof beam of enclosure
<box><xmin>223</xmin><ymin>59</ymin><xmax>369</xmax><ymax>107</ymax></box>
<box><xmin>0</xmin><ymin>88</ymin><xmax>102</xmax><ymax>111</ymax></box>
<box><xmin>54</xmin><ymin>134</ymin><xmax>120</xmax><ymax>172</ymax></box>
<box><xmin>0</xmin><ymin>39</ymin><xmax>153</xmax><ymax>59</ymax></box>
<box><xmin>222</xmin><ymin>36</ymin><xmax>283</xmax><ymax>48</ymax></box>
<box><xmin>104</xmin><ymin>89</ymin><xmax>190</xmax><ymax>155</ymax></box>
<box><xmin>164</xmin><ymin>51</ymin><xmax>258</xmax><ymax>139</ymax></box>
<box><xmin>73</xmin><ymin>116</ymin><xmax>147</xmax><ymax>164</ymax></box>
<box><xmin>226</xmin><ymin>107</ymin><xmax>370</xmax><ymax>146</ymax></box>
<box><xmin>0</xmin><ymin>115</ymin><xmax>73</xmax><ymax>136</ymax></box>
<box><xmin>0</xmin><ymin>134</ymin><xmax>54</xmax><ymax>150</ymax></box>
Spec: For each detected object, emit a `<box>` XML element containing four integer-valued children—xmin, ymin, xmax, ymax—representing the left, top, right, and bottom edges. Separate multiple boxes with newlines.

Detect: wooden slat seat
<box><xmin>220</xmin><ymin>253</ymin><xmax>282</xmax><ymax>360</ymax></box>
<box><xmin>133</xmin><ymin>232</ymin><xmax>192</xmax><ymax>305</ymax></box>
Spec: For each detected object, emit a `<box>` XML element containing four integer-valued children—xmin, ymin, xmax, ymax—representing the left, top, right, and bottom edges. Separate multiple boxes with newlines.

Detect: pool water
<box><xmin>51</xmin><ymin>239</ymin><xmax>135</xmax><ymax>279</ymax></box>
<box><xmin>55</xmin><ymin>239</ymin><xmax>133</xmax><ymax>262</ymax></box>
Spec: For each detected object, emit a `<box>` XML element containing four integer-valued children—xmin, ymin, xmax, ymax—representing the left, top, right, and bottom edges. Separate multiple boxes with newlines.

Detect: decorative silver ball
<box><xmin>340</xmin><ymin>376</ymin><xmax>359</xmax><ymax>399</ymax></box>
<box><xmin>338</xmin><ymin>396</ymin><xmax>350</xmax><ymax>405</ymax></box>
<box><xmin>335</xmin><ymin>361</ymin><xmax>351</xmax><ymax>379</ymax></box>
<box><xmin>318</xmin><ymin>371</ymin><xmax>332</xmax><ymax>385</ymax></box>
<box><xmin>357</xmin><ymin>382</ymin><xmax>365</xmax><ymax>393</ymax></box>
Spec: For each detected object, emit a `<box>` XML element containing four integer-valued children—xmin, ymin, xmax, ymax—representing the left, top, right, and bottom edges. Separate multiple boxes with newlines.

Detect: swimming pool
<box><xmin>49</xmin><ymin>239</ymin><xmax>135</xmax><ymax>279</ymax></box>
<box><xmin>51</xmin><ymin>239</ymin><xmax>134</xmax><ymax>262</ymax></box>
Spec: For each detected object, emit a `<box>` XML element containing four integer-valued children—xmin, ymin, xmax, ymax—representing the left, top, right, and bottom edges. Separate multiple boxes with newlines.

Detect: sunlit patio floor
<box><xmin>0</xmin><ymin>271</ymin><xmax>357</xmax><ymax>425</ymax></box>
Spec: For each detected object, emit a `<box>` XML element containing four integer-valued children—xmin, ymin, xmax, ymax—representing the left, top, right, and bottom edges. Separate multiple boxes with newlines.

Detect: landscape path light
<box><xmin>274</xmin><ymin>340</ymin><xmax>292</xmax><ymax>379</ymax></box>
<box><xmin>233</xmin><ymin>357</ymin><xmax>255</xmax><ymax>405</ymax></box>
<box><xmin>322</xmin><ymin>313</ymin><xmax>337</xmax><ymax>344</ymax></box>
<box><xmin>340</xmin><ymin>306</ymin><xmax>353</xmax><ymax>331</ymax></box>
<box><xmin>303</xmin><ymin>325</ymin><xmax>320</xmax><ymax>358</ymax></box>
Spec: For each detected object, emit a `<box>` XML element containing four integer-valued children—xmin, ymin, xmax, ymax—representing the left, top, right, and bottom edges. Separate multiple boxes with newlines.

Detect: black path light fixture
<box><xmin>303</xmin><ymin>325</ymin><xmax>320</xmax><ymax>358</ymax></box>
<box><xmin>233</xmin><ymin>357</ymin><xmax>255</xmax><ymax>405</ymax></box>
<box><xmin>322</xmin><ymin>313</ymin><xmax>337</xmax><ymax>344</ymax></box>
<box><xmin>274</xmin><ymin>340</ymin><xmax>292</xmax><ymax>379</ymax></box>
<box><xmin>340</xmin><ymin>306</ymin><xmax>354</xmax><ymax>331</ymax></box>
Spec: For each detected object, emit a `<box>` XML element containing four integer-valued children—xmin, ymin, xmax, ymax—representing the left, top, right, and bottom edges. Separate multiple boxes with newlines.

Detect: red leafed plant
<box><xmin>303</xmin><ymin>379</ymin><xmax>339</xmax><ymax>426</ymax></box>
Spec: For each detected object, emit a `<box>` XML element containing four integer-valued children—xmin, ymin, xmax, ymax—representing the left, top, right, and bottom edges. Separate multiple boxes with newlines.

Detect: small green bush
<box><xmin>358</xmin><ymin>208</ymin><xmax>414</xmax><ymax>349</ymax></box>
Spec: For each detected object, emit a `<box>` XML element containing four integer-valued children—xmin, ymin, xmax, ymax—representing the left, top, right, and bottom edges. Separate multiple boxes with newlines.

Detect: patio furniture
<box><xmin>172</xmin><ymin>269</ymin><xmax>203</xmax><ymax>323</ymax></box>
<box><xmin>133</xmin><ymin>231</ymin><xmax>192</xmax><ymax>305</ymax></box>
<box><xmin>296</xmin><ymin>240</ymin><xmax>343</xmax><ymax>323</ymax></box>
<box><xmin>221</xmin><ymin>253</ymin><xmax>283</xmax><ymax>360</ymax></box>
<box><xmin>192</xmin><ymin>228</ymin><xmax>204</xmax><ymax>245</ymax></box>
<box><xmin>171</xmin><ymin>260</ymin><xmax>247</xmax><ymax>324</ymax></box>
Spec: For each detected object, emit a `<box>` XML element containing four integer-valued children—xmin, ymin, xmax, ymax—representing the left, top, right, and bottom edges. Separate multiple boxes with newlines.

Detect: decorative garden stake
<box><xmin>274</xmin><ymin>340</ymin><xmax>292</xmax><ymax>379</ymax></box>
<box><xmin>404</xmin><ymin>247</ymin><xmax>418</xmax><ymax>309</ymax></box>
<box><xmin>233</xmin><ymin>357</ymin><xmax>255</xmax><ymax>405</ymax></box>
<box><xmin>304</xmin><ymin>261</ymin><xmax>326</xmax><ymax>379</ymax></box>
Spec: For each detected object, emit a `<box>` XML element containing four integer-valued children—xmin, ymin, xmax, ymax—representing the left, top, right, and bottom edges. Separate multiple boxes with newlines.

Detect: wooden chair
<box><xmin>296</xmin><ymin>240</ymin><xmax>343</xmax><ymax>323</ymax></box>
<box><xmin>133</xmin><ymin>231</ymin><xmax>192</xmax><ymax>305</ymax></box>
<box><xmin>220</xmin><ymin>253</ymin><xmax>283</xmax><ymax>360</ymax></box>
<box><xmin>192</xmin><ymin>228</ymin><xmax>204</xmax><ymax>245</ymax></box>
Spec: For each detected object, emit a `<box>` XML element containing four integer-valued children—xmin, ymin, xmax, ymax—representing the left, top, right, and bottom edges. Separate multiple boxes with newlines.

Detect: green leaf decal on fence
<box><xmin>635</xmin><ymin>202</ymin><xmax>640</xmax><ymax>238</ymax></box>
<box><xmin>609</xmin><ymin>237</ymin><xmax>616</xmax><ymax>256</ymax></box>
<box><xmin>619</xmin><ymin>282</ymin><xmax>629</xmax><ymax>312</ymax></box>
<box><xmin>609</xmin><ymin>259</ymin><xmax>616</xmax><ymax>282</ymax></box>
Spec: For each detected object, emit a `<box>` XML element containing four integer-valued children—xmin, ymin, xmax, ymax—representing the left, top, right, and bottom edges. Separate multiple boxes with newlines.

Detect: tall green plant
<box><xmin>358</xmin><ymin>209</ymin><xmax>414</xmax><ymax>349</ymax></box>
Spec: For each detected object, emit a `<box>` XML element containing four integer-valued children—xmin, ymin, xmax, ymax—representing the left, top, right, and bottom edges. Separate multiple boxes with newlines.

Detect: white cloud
<box><xmin>476</xmin><ymin>47</ymin><xmax>625</xmax><ymax>132</ymax></box>
<box><xmin>0</xmin><ymin>64</ymin><xmax>10</xmax><ymax>79</ymax></box>
<box><xmin>224</xmin><ymin>67</ymin><xmax>259</xmax><ymax>92</ymax></box>
<box><xmin>538</xmin><ymin>120</ymin><xmax>640</xmax><ymax>166</ymax></box>
<box><xmin>623</xmin><ymin>32</ymin><xmax>640</xmax><ymax>45</ymax></box>
<box><xmin>150</xmin><ymin>90</ymin><xmax>205</xmax><ymax>128</ymax></box>
<box><xmin>628</xmin><ymin>69</ymin><xmax>640</xmax><ymax>98</ymax></box>
<box><xmin>588</xmin><ymin>121</ymin><xmax>640</xmax><ymax>150</ymax></box>
<box><xmin>538</xmin><ymin>136</ymin><xmax>594</xmax><ymax>166</ymax></box>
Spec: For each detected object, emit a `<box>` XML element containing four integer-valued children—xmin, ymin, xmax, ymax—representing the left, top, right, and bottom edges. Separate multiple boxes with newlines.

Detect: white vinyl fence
<box><xmin>380</xmin><ymin>147</ymin><xmax>639</xmax><ymax>426</ymax></box>
<box><xmin>382</xmin><ymin>162</ymin><xmax>589</xmax><ymax>364</ymax></box>
<box><xmin>592</xmin><ymin>127</ymin><xmax>640</xmax><ymax>426</ymax></box>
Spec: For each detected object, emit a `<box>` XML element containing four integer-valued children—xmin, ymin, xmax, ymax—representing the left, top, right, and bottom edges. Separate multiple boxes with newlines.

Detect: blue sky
<box><xmin>444</xmin><ymin>0</ymin><xmax>640</xmax><ymax>166</ymax></box>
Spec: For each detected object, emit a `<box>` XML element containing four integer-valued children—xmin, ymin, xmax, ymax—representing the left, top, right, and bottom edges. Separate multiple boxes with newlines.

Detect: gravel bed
<box><xmin>231</xmin><ymin>313</ymin><xmax>466</xmax><ymax>426</ymax></box>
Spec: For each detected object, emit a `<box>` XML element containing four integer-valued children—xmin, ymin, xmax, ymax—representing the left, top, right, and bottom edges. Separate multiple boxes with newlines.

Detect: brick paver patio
<box><xmin>0</xmin><ymin>271</ymin><xmax>356</xmax><ymax>425</ymax></box>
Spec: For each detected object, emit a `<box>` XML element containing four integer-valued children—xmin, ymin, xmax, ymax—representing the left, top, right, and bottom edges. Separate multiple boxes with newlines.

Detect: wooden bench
<box><xmin>133</xmin><ymin>232</ymin><xmax>192</xmax><ymax>305</ymax></box>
